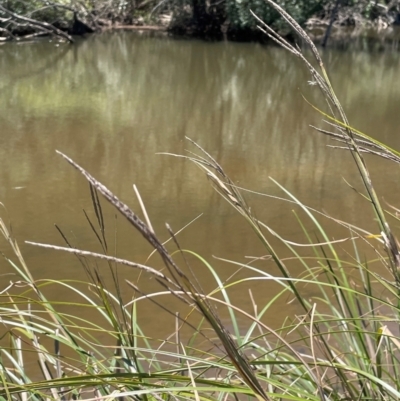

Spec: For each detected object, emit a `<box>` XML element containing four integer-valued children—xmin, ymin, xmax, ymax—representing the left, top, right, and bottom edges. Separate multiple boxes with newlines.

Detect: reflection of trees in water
<box><xmin>0</xmin><ymin>40</ymin><xmax>72</xmax><ymax>91</ymax></box>
<box><xmin>1</xmin><ymin>33</ymin><xmax>400</xmax><ymax>250</ymax></box>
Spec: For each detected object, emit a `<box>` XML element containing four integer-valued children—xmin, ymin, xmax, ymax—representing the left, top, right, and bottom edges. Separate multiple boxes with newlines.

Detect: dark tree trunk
<box><xmin>322</xmin><ymin>0</ymin><xmax>341</xmax><ymax>47</ymax></box>
<box><xmin>192</xmin><ymin>0</ymin><xmax>208</xmax><ymax>33</ymax></box>
<box><xmin>69</xmin><ymin>12</ymin><xmax>94</xmax><ymax>35</ymax></box>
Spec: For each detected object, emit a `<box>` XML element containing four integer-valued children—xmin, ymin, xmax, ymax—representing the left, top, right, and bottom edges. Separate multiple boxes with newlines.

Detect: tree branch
<box><xmin>0</xmin><ymin>4</ymin><xmax>74</xmax><ymax>43</ymax></box>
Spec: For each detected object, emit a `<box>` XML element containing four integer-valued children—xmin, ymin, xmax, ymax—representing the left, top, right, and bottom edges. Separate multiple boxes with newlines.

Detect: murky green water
<box><xmin>1</xmin><ymin>32</ymin><xmax>400</xmax><ymax>333</ymax></box>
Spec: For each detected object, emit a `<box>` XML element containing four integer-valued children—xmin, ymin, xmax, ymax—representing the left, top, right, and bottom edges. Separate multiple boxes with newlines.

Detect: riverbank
<box><xmin>1</xmin><ymin>0</ymin><xmax>400</xmax><ymax>44</ymax></box>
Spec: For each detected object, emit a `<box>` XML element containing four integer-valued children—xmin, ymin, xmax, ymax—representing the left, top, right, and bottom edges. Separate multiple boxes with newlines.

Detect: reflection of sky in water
<box><xmin>0</xmin><ymin>33</ymin><xmax>400</xmax><ymax>329</ymax></box>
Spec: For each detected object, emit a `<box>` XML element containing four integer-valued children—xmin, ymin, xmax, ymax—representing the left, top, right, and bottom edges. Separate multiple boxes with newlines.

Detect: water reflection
<box><xmin>0</xmin><ymin>32</ymin><xmax>399</xmax><ymax>330</ymax></box>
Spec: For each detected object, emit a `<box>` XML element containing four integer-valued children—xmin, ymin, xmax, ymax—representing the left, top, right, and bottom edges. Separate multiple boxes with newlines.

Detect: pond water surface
<box><xmin>1</xmin><ymin>32</ymin><xmax>400</xmax><ymax>336</ymax></box>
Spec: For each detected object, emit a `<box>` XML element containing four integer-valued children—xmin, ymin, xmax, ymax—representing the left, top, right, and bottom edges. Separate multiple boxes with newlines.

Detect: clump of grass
<box><xmin>1</xmin><ymin>1</ymin><xmax>400</xmax><ymax>401</ymax></box>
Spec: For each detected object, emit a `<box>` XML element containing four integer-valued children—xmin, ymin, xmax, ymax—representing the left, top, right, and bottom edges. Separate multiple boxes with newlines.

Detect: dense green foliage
<box><xmin>1</xmin><ymin>0</ymin><xmax>400</xmax><ymax>40</ymax></box>
<box><xmin>226</xmin><ymin>0</ymin><xmax>324</xmax><ymax>34</ymax></box>
<box><xmin>0</xmin><ymin>0</ymin><xmax>72</xmax><ymax>26</ymax></box>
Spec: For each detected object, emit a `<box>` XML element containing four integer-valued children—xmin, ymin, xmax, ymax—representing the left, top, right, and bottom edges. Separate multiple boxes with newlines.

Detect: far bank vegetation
<box><xmin>1</xmin><ymin>0</ymin><xmax>400</xmax><ymax>42</ymax></box>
